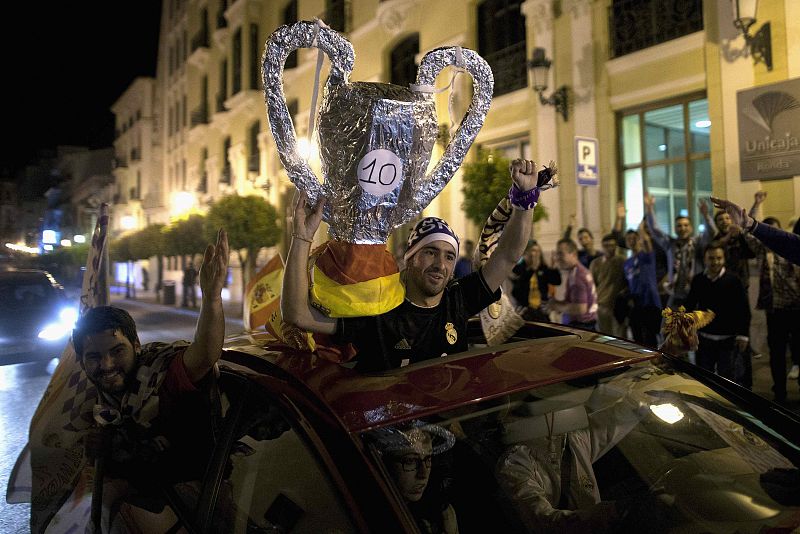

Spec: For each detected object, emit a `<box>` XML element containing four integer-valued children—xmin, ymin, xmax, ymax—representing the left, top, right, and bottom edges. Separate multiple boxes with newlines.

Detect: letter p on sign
<box><xmin>575</xmin><ymin>136</ymin><xmax>599</xmax><ymax>186</ymax></box>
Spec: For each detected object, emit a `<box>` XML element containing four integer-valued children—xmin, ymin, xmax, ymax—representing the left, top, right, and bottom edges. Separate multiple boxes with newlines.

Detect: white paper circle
<box><xmin>356</xmin><ymin>149</ymin><xmax>403</xmax><ymax>197</ymax></box>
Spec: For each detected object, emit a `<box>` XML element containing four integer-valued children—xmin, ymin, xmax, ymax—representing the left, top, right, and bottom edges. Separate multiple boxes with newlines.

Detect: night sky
<box><xmin>2</xmin><ymin>2</ymin><xmax>162</xmax><ymax>179</ymax></box>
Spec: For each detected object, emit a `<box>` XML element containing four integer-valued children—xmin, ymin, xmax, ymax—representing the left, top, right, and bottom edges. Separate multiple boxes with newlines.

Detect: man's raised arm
<box><xmin>482</xmin><ymin>159</ymin><xmax>543</xmax><ymax>292</ymax></box>
<box><xmin>281</xmin><ymin>190</ymin><xmax>337</xmax><ymax>334</ymax></box>
<box><xmin>712</xmin><ymin>196</ymin><xmax>800</xmax><ymax>266</ymax></box>
<box><xmin>183</xmin><ymin>228</ymin><xmax>229</xmax><ymax>382</ymax></box>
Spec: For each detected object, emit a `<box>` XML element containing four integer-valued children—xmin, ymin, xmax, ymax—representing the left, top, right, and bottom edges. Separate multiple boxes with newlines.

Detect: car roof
<box><xmin>220</xmin><ymin>325</ymin><xmax>657</xmax><ymax>434</ymax></box>
<box><xmin>0</xmin><ymin>269</ymin><xmax>62</xmax><ymax>287</ymax></box>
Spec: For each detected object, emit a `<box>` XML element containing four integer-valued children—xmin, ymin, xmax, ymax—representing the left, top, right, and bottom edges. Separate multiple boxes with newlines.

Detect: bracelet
<box><xmin>292</xmin><ymin>233</ymin><xmax>313</xmax><ymax>244</ymax></box>
<box><xmin>508</xmin><ymin>184</ymin><xmax>540</xmax><ymax>210</ymax></box>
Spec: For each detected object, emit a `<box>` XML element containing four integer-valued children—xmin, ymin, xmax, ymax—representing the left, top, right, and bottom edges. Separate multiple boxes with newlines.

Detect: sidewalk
<box><xmin>109</xmin><ymin>285</ymin><xmax>244</xmax><ymax>321</ymax></box>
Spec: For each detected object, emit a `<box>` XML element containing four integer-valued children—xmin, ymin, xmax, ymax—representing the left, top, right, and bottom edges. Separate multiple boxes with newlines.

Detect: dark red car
<box><xmin>130</xmin><ymin>321</ymin><xmax>800</xmax><ymax>533</ymax></box>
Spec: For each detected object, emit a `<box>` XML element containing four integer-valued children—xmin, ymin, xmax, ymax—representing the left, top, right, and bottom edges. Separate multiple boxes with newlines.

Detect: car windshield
<box><xmin>0</xmin><ymin>279</ymin><xmax>57</xmax><ymax>311</ymax></box>
<box><xmin>360</xmin><ymin>360</ymin><xmax>800</xmax><ymax>533</ymax></box>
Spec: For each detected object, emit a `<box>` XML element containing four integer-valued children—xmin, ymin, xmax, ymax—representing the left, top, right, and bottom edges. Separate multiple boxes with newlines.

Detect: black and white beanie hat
<box><xmin>404</xmin><ymin>217</ymin><xmax>459</xmax><ymax>263</ymax></box>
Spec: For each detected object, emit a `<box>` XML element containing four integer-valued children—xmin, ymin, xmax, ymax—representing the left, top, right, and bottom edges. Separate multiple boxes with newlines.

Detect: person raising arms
<box><xmin>282</xmin><ymin>159</ymin><xmax>550</xmax><ymax>371</ymax></box>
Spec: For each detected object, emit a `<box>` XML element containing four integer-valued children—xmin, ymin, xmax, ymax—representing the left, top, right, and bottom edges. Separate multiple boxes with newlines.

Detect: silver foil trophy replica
<box><xmin>263</xmin><ymin>20</ymin><xmax>494</xmax><ymax>244</ymax></box>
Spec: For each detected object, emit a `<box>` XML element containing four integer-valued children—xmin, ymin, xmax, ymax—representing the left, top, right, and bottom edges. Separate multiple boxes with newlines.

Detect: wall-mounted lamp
<box><xmin>731</xmin><ymin>0</ymin><xmax>772</xmax><ymax>70</ymax></box>
<box><xmin>528</xmin><ymin>47</ymin><xmax>569</xmax><ymax>122</ymax></box>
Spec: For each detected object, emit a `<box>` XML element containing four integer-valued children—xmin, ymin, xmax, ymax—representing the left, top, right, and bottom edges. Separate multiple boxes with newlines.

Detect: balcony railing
<box><xmin>197</xmin><ymin>173</ymin><xmax>208</xmax><ymax>194</ymax></box>
<box><xmin>216</xmin><ymin>94</ymin><xmax>227</xmax><ymax>113</ymax></box>
<box><xmin>191</xmin><ymin>28</ymin><xmax>209</xmax><ymax>51</ymax></box>
<box><xmin>130</xmin><ymin>148</ymin><xmax>141</xmax><ymax>161</ymax></box>
<box><xmin>191</xmin><ymin>105</ymin><xmax>209</xmax><ymax>126</ymax></box>
<box><xmin>484</xmin><ymin>41</ymin><xmax>527</xmax><ymax>97</ymax></box>
<box><xmin>113</xmin><ymin>157</ymin><xmax>128</xmax><ymax>169</ymax></box>
<box><xmin>219</xmin><ymin>166</ymin><xmax>232</xmax><ymax>185</ymax></box>
<box><xmin>248</xmin><ymin>154</ymin><xmax>260</xmax><ymax>173</ymax></box>
<box><xmin>609</xmin><ymin>0</ymin><xmax>703</xmax><ymax>58</ymax></box>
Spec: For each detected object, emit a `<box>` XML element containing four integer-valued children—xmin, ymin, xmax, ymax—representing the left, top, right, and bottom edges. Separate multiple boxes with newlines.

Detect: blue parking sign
<box><xmin>575</xmin><ymin>136</ymin><xmax>599</xmax><ymax>186</ymax></box>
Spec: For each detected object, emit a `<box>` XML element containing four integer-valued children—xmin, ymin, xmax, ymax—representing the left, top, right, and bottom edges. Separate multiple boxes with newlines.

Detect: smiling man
<box><xmin>684</xmin><ymin>244</ymin><xmax>751</xmax><ymax>386</ymax></box>
<box><xmin>283</xmin><ymin>159</ymin><xmax>548</xmax><ymax>371</ymax></box>
<box><xmin>70</xmin><ymin>229</ymin><xmax>228</xmax><ymax>524</ymax></box>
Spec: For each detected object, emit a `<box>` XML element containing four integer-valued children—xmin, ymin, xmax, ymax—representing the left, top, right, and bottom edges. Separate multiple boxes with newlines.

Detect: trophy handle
<box><xmin>398</xmin><ymin>47</ymin><xmax>494</xmax><ymax>225</ymax></box>
<box><xmin>263</xmin><ymin>20</ymin><xmax>355</xmax><ymax>203</ymax></box>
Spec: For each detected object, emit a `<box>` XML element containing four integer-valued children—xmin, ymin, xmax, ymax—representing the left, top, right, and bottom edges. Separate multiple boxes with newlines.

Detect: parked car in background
<box><xmin>103</xmin><ymin>321</ymin><xmax>800</xmax><ymax>533</ymax></box>
<box><xmin>0</xmin><ymin>269</ymin><xmax>76</xmax><ymax>366</ymax></box>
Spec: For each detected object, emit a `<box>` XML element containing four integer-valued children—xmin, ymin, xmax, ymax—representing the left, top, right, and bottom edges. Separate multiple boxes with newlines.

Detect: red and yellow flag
<box><xmin>309</xmin><ymin>241</ymin><xmax>404</xmax><ymax>318</ymax></box>
<box><xmin>244</xmin><ymin>254</ymin><xmax>315</xmax><ymax>351</ymax></box>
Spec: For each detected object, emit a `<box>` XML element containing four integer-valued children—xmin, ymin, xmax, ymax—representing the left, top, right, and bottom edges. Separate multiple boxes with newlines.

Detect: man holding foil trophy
<box><xmin>264</xmin><ymin>20</ymin><xmax>558</xmax><ymax>371</ymax></box>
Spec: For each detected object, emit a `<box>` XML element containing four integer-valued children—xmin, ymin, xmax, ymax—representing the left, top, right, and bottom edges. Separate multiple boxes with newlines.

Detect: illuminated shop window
<box><xmin>618</xmin><ymin>96</ymin><xmax>711</xmax><ymax>234</ymax></box>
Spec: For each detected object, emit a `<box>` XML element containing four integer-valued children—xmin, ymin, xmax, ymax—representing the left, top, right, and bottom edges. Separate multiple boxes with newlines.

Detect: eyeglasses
<box><xmin>394</xmin><ymin>454</ymin><xmax>433</xmax><ymax>472</ymax></box>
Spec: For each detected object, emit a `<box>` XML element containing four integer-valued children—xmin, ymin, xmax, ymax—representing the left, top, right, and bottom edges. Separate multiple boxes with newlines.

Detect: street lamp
<box><xmin>171</xmin><ymin>191</ymin><xmax>197</xmax><ymax>217</ymax></box>
<box><xmin>120</xmin><ymin>215</ymin><xmax>137</xmax><ymax>230</ymax></box>
<box><xmin>528</xmin><ymin>47</ymin><xmax>569</xmax><ymax>122</ymax></box>
<box><xmin>731</xmin><ymin>0</ymin><xmax>772</xmax><ymax>70</ymax></box>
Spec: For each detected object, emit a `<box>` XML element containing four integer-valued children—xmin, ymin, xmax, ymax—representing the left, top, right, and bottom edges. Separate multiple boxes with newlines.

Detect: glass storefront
<box><xmin>619</xmin><ymin>97</ymin><xmax>711</xmax><ymax>234</ymax></box>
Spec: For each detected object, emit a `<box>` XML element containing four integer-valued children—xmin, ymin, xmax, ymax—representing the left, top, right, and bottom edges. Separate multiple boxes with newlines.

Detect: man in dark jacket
<box><xmin>685</xmin><ymin>244</ymin><xmax>751</xmax><ymax>386</ymax></box>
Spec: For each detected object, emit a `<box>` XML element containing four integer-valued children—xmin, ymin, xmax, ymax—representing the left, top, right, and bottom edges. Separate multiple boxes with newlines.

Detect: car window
<box><xmin>0</xmin><ymin>280</ymin><xmax>56</xmax><ymax>309</ymax></box>
<box><xmin>360</xmin><ymin>361</ymin><xmax>800</xmax><ymax>534</ymax></box>
<box><xmin>210</xmin><ymin>385</ymin><xmax>356</xmax><ymax>533</ymax></box>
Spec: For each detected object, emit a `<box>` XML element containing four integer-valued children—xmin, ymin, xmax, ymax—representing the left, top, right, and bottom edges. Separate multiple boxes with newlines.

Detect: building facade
<box><xmin>117</xmin><ymin>0</ymin><xmax>800</xmax><ymax>298</ymax></box>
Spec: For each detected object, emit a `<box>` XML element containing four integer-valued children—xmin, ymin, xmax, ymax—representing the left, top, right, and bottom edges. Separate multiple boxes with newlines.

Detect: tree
<box><xmin>163</xmin><ymin>214</ymin><xmax>208</xmax><ymax>266</ymax></box>
<box><xmin>461</xmin><ymin>148</ymin><xmax>548</xmax><ymax>228</ymax></box>
<box><xmin>130</xmin><ymin>224</ymin><xmax>166</xmax><ymax>297</ymax></box>
<box><xmin>36</xmin><ymin>244</ymin><xmax>89</xmax><ymax>287</ymax></box>
<box><xmin>110</xmin><ymin>234</ymin><xmax>135</xmax><ymax>298</ymax></box>
<box><xmin>204</xmin><ymin>194</ymin><xmax>281</xmax><ymax>296</ymax></box>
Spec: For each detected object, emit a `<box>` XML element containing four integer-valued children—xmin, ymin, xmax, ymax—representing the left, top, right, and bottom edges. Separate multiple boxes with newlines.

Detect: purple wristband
<box><xmin>508</xmin><ymin>184</ymin><xmax>540</xmax><ymax>210</ymax></box>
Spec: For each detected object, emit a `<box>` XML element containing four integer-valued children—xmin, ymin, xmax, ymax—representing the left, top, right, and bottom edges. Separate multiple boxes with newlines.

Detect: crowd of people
<box><xmin>43</xmin><ymin>151</ymin><xmax>799</xmax><ymax>532</ymax></box>
<box><xmin>503</xmin><ymin>191</ymin><xmax>799</xmax><ymax>403</ymax></box>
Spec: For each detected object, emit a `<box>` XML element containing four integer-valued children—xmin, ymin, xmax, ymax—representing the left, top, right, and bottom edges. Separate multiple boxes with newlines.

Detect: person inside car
<box><xmin>372</xmin><ymin>422</ymin><xmax>459</xmax><ymax>534</ymax></box>
<box><xmin>282</xmin><ymin>159</ymin><xmax>551</xmax><ymax>371</ymax></box>
<box><xmin>495</xmin><ymin>376</ymin><xmax>659</xmax><ymax>534</ymax></box>
<box><xmin>72</xmin><ymin>229</ymin><xmax>228</xmax><ymax>530</ymax></box>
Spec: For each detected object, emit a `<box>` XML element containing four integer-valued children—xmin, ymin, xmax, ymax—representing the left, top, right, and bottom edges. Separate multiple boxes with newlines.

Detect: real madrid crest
<box><xmin>445</xmin><ymin>322</ymin><xmax>458</xmax><ymax>345</ymax></box>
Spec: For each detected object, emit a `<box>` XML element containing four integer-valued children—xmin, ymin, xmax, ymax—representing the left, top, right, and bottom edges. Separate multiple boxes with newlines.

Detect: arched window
<box><xmin>390</xmin><ymin>34</ymin><xmax>419</xmax><ymax>88</ymax></box>
<box><xmin>284</xmin><ymin>0</ymin><xmax>298</xmax><ymax>69</ymax></box>
<box><xmin>249</xmin><ymin>121</ymin><xmax>260</xmax><ymax>173</ymax></box>
<box><xmin>325</xmin><ymin>0</ymin><xmax>346</xmax><ymax>32</ymax></box>
<box><xmin>477</xmin><ymin>0</ymin><xmax>526</xmax><ymax>96</ymax></box>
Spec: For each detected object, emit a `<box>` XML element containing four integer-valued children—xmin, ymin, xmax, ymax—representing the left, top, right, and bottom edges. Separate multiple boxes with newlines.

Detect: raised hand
<box><xmin>292</xmin><ymin>190</ymin><xmax>326</xmax><ymax>242</ymax></box>
<box><xmin>200</xmin><ymin>228</ymin><xmax>229</xmax><ymax>300</ymax></box>
<box><xmin>509</xmin><ymin>158</ymin><xmax>537</xmax><ymax>192</ymax></box>
<box><xmin>698</xmin><ymin>198</ymin><xmax>709</xmax><ymax>218</ymax></box>
<box><xmin>644</xmin><ymin>192</ymin><xmax>656</xmax><ymax>212</ymax></box>
<box><xmin>710</xmin><ymin>196</ymin><xmax>750</xmax><ymax>228</ymax></box>
<box><xmin>754</xmin><ymin>191</ymin><xmax>767</xmax><ymax>204</ymax></box>
<box><xmin>616</xmin><ymin>200</ymin><xmax>626</xmax><ymax>219</ymax></box>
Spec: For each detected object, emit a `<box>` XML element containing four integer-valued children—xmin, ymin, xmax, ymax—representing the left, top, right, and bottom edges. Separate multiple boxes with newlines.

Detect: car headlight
<box><xmin>38</xmin><ymin>323</ymin><xmax>71</xmax><ymax>341</ymax></box>
<box><xmin>59</xmin><ymin>307</ymin><xmax>78</xmax><ymax>327</ymax></box>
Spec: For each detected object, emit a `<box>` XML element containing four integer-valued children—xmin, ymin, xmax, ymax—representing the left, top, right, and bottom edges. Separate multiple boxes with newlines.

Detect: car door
<box><xmin>178</xmin><ymin>368</ymin><xmax>365</xmax><ymax>533</ymax></box>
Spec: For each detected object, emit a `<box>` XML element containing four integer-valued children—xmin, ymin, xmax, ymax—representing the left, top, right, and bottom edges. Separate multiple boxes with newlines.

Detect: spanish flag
<box><xmin>244</xmin><ymin>254</ymin><xmax>315</xmax><ymax>351</ymax></box>
<box><xmin>309</xmin><ymin>241</ymin><xmax>405</xmax><ymax>318</ymax></box>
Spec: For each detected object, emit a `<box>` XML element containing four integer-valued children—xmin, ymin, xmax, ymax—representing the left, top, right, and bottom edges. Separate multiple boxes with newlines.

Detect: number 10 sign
<box><xmin>357</xmin><ymin>149</ymin><xmax>403</xmax><ymax>197</ymax></box>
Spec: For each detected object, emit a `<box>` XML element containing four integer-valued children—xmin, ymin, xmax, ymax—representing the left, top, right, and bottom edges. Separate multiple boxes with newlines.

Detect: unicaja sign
<box><xmin>737</xmin><ymin>77</ymin><xmax>800</xmax><ymax>181</ymax></box>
